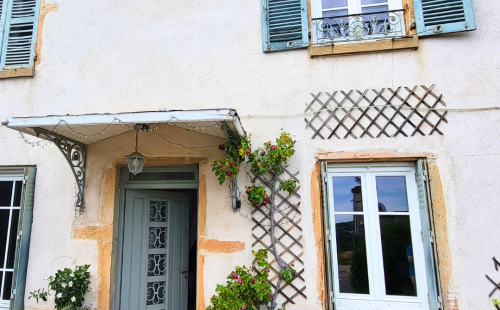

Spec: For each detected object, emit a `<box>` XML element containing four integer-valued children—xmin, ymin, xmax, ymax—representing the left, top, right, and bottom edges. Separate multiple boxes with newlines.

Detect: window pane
<box><xmin>361</xmin><ymin>4</ymin><xmax>389</xmax><ymax>14</ymax></box>
<box><xmin>0</xmin><ymin>182</ymin><xmax>13</xmax><ymax>206</ymax></box>
<box><xmin>2</xmin><ymin>271</ymin><xmax>12</xmax><ymax>300</ymax></box>
<box><xmin>129</xmin><ymin>171</ymin><xmax>195</xmax><ymax>181</ymax></box>
<box><xmin>6</xmin><ymin>210</ymin><xmax>19</xmax><ymax>269</ymax></box>
<box><xmin>379</xmin><ymin>215</ymin><xmax>417</xmax><ymax>296</ymax></box>
<box><xmin>335</xmin><ymin>215</ymin><xmax>369</xmax><ymax>294</ymax></box>
<box><xmin>361</xmin><ymin>0</ymin><xmax>387</xmax><ymax>5</ymax></box>
<box><xmin>376</xmin><ymin>176</ymin><xmax>409</xmax><ymax>212</ymax></box>
<box><xmin>323</xmin><ymin>9</ymin><xmax>349</xmax><ymax>18</ymax></box>
<box><xmin>13</xmin><ymin>181</ymin><xmax>22</xmax><ymax>207</ymax></box>
<box><xmin>332</xmin><ymin>177</ymin><xmax>363</xmax><ymax>212</ymax></box>
<box><xmin>322</xmin><ymin>0</ymin><xmax>347</xmax><ymax>9</ymax></box>
<box><xmin>0</xmin><ymin>210</ymin><xmax>10</xmax><ymax>267</ymax></box>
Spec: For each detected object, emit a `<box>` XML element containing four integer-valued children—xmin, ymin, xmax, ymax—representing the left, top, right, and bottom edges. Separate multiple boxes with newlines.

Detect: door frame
<box><xmin>114</xmin><ymin>165</ymin><xmax>199</xmax><ymax>310</ymax></box>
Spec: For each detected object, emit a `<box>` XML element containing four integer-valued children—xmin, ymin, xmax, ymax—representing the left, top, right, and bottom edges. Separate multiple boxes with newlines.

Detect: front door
<box><xmin>118</xmin><ymin>189</ymin><xmax>189</xmax><ymax>310</ymax></box>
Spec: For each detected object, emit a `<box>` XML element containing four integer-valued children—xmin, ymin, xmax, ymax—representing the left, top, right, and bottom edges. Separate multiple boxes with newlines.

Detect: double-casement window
<box><xmin>0</xmin><ymin>0</ymin><xmax>40</xmax><ymax>75</ymax></box>
<box><xmin>320</xmin><ymin>161</ymin><xmax>442</xmax><ymax>310</ymax></box>
<box><xmin>311</xmin><ymin>0</ymin><xmax>405</xmax><ymax>43</ymax></box>
<box><xmin>0</xmin><ymin>168</ymin><xmax>36</xmax><ymax>310</ymax></box>
<box><xmin>261</xmin><ymin>0</ymin><xmax>477</xmax><ymax>52</ymax></box>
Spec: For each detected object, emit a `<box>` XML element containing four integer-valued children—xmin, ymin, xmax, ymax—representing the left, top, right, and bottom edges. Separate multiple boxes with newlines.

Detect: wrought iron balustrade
<box><xmin>312</xmin><ymin>9</ymin><xmax>405</xmax><ymax>43</ymax></box>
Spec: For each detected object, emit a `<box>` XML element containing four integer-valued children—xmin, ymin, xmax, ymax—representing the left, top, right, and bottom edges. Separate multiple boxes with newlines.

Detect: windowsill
<box><xmin>0</xmin><ymin>67</ymin><xmax>35</xmax><ymax>79</ymax></box>
<box><xmin>309</xmin><ymin>35</ymin><xmax>418</xmax><ymax>57</ymax></box>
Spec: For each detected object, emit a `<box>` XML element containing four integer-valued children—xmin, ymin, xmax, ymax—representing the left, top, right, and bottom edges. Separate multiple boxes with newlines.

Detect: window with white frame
<box><xmin>323</xmin><ymin>163</ymin><xmax>440</xmax><ymax>309</ymax></box>
<box><xmin>0</xmin><ymin>176</ymin><xmax>23</xmax><ymax>310</ymax></box>
<box><xmin>0</xmin><ymin>168</ymin><xmax>36</xmax><ymax>310</ymax></box>
<box><xmin>311</xmin><ymin>0</ymin><xmax>406</xmax><ymax>43</ymax></box>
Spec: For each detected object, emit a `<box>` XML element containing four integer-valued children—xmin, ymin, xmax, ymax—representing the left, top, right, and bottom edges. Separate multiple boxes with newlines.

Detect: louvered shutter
<box><xmin>414</xmin><ymin>0</ymin><xmax>477</xmax><ymax>36</ymax></box>
<box><xmin>261</xmin><ymin>0</ymin><xmax>309</xmax><ymax>52</ymax></box>
<box><xmin>320</xmin><ymin>163</ymin><xmax>336</xmax><ymax>310</ymax></box>
<box><xmin>1</xmin><ymin>0</ymin><xmax>40</xmax><ymax>69</ymax></box>
<box><xmin>0</xmin><ymin>0</ymin><xmax>6</xmax><ymax>53</ymax></box>
<box><xmin>10</xmin><ymin>167</ymin><xmax>36</xmax><ymax>310</ymax></box>
<box><xmin>415</xmin><ymin>160</ymin><xmax>442</xmax><ymax>310</ymax></box>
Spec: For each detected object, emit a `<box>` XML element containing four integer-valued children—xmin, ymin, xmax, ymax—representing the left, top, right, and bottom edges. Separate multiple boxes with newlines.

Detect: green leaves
<box><xmin>212</xmin><ymin>136</ymin><xmax>250</xmax><ymax>186</ymax></box>
<box><xmin>279</xmin><ymin>180</ymin><xmax>296</xmax><ymax>195</ymax></box>
<box><xmin>281</xmin><ymin>268</ymin><xmax>297</xmax><ymax>284</ymax></box>
<box><xmin>29</xmin><ymin>264</ymin><xmax>92</xmax><ymax>310</ymax></box>
<box><xmin>206</xmin><ymin>250</ymin><xmax>272</xmax><ymax>310</ymax></box>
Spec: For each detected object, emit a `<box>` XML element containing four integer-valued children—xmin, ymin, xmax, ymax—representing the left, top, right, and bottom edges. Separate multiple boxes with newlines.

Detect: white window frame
<box><xmin>326</xmin><ymin>163</ymin><xmax>430</xmax><ymax>309</ymax></box>
<box><xmin>0</xmin><ymin>174</ymin><xmax>23</xmax><ymax>310</ymax></box>
<box><xmin>311</xmin><ymin>0</ymin><xmax>405</xmax><ymax>44</ymax></box>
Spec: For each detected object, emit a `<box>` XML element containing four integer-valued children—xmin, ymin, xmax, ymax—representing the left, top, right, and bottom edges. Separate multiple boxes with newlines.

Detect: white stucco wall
<box><xmin>0</xmin><ymin>0</ymin><xmax>499</xmax><ymax>309</ymax></box>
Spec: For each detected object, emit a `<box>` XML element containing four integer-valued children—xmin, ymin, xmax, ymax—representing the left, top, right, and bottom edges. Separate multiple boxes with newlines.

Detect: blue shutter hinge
<box><xmin>327</xmin><ymin>229</ymin><xmax>331</xmax><ymax>241</ymax></box>
<box><xmin>17</xmin><ymin>230</ymin><xmax>22</xmax><ymax>240</ymax></box>
<box><xmin>437</xmin><ymin>296</ymin><xmax>443</xmax><ymax>308</ymax></box>
<box><xmin>331</xmin><ymin>294</ymin><xmax>335</xmax><ymax>304</ymax></box>
<box><xmin>11</xmin><ymin>289</ymin><xmax>16</xmax><ymax>299</ymax></box>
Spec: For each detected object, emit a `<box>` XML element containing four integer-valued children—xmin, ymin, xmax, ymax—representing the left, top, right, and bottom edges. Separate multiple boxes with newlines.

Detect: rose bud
<box><xmin>252</xmin><ymin>279</ymin><xmax>256</xmax><ymax>284</ymax></box>
<box><xmin>246</xmin><ymin>188</ymin><xmax>251</xmax><ymax>194</ymax></box>
<box><xmin>269</xmin><ymin>293</ymin><xmax>274</xmax><ymax>299</ymax></box>
<box><xmin>291</xmin><ymin>263</ymin><xmax>295</xmax><ymax>267</ymax></box>
<box><xmin>229</xmin><ymin>161</ymin><xmax>234</xmax><ymax>166</ymax></box>
<box><xmin>266</xmin><ymin>269</ymin><xmax>270</xmax><ymax>272</ymax></box>
<box><xmin>238</xmin><ymin>278</ymin><xmax>243</xmax><ymax>285</ymax></box>
<box><xmin>262</xmin><ymin>201</ymin><xmax>268</xmax><ymax>206</ymax></box>
<box><xmin>232</xmin><ymin>273</ymin><xmax>238</xmax><ymax>279</ymax></box>
<box><xmin>219</xmin><ymin>145</ymin><xmax>225</xmax><ymax>151</ymax></box>
<box><xmin>260</xmin><ymin>151</ymin><xmax>265</xmax><ymax>156</ymax></box>
<box><xmin>253</xmin><ymin>201</ymin><xmax>259</xmax><ymax>206</ymax></box>
<box><xmin>269</xmin><ymin>166</ymin><xmax>273</xmax><ymax>170</ymax></box>
<box><xmin>219</xmin><ymin>165</ymin><xmax>223</xmax><ymax>169</ymax></box>
<box><xmin>242</xmin><ymin>305</ymin><xmax>246</xmax><ymax>310</ymax></box>
<box><xmin>246</xmin><ymin>149</ymin><xmax>251</xmax><ymax>155</ymax></box>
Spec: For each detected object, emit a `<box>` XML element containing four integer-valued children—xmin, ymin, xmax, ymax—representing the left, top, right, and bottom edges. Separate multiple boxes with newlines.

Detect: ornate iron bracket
<box><xmin>33</xmin><ymin>127</ymin><xmax>87</xmax><ymax>213</ymax></box>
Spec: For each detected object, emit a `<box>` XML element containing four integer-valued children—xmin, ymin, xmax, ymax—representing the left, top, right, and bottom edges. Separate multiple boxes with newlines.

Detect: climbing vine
<box><xmin>208</xmin><ymin>131</ymin><xmax>297</xmax><ymax>310</ymax></box>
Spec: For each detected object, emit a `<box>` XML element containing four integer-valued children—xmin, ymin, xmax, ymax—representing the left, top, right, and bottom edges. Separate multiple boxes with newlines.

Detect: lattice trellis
<box><xmin>250</xmin><ymin>167</ymin><xmax>306</xmax><ymax>307</ymax></box>
<box><xmin>304</xmin><ymin>85</ymin><xmax>447</xmax><ymax>139</ymax></box>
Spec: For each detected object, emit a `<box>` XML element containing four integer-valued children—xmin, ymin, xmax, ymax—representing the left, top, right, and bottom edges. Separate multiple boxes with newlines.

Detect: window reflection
<box><xmin>335</xmin><ymin>215</ymin><xmax>369</xmax><ymax>294</ymax></box>
<box><xmin>332</xmin><ymin>177</ymin><xmax>363</xmax><ymax>212</ymax></box>
<box><xmin>376</xmin><ymin>176</ymin><xmax>409</xmax><ymax>212</ymax></box>
<box><xmin>379</xmin><ymin>215</ymin><xmax>416</xmax><ymax>296</ymax></box>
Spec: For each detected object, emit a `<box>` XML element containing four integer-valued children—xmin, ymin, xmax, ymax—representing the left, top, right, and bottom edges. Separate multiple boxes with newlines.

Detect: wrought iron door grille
<box><xmin>304</xmin><ymin>85</ymin><xmax>447</xmax><ymax>139</ymax></box>
<box><xmin>250</xmin><ymin>167</ymin><xmax>306</xmax><ymax>306</ymax></box>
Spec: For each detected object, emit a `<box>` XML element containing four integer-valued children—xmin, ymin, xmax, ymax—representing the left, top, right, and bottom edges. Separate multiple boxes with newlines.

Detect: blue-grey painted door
<box><xmin>119</xmin><ymin>190</ymin><xmax>189</xmax><ymax>310</ymax></box>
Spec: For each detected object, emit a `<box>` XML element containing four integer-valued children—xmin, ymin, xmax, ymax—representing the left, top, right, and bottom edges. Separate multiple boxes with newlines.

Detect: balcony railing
<box><xmin>312</xmin><ymin>9</ymin><xmax>406</xmax><ymax>44</ymax></box>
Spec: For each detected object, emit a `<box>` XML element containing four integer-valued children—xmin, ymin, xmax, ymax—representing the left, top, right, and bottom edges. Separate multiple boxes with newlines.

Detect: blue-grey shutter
<box><xmin>0</xmin><ymin>0</ymin><xmax>40</xmax><ymax>69</ymax></box>
<box><xmin>10</xmin><ymin>167</ymin><xmax>36</xmax><ymax>310</ymax></box>
<box><xmin>0</xmin><ymin>0</ymin><xmax>7</xmax><ymax>53</ymax></box>
<box><xmin>261</xmin><ymin>0</ymin><xmax>309</xmax><ymax>52</ymax></box>
<box><xmin>414</xmin><ymin>0</ymin><xmax>476</xmax><ymax>36</ymax></box>
<box><xmin>415</xmin><ymin>160</ymin><xmax>442</xmax><ymax>310</ymax></box>
<box><xmin>320</xmin><ymin>163</ymin><xmax>336</xmax><ymax>310</ymax></box>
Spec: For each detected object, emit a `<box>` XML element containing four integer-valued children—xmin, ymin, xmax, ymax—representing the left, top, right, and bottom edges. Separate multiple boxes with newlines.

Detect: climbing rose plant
<box><xmin>212</xmin><ymin>136</ymin><xmax>251</xmax><ymax>185</ymax></box>
<box><xmin>29</xmin><ymin>265</ymin><xmax>92</xmax><ymax>310</ymax></box>
<box><xmin>206</xmin><ymin>250</ymin><xmax>273</xmax><ymax>310</ymax></box>
<box><xmin>210</xmin><ymin>132</ymin><xmax>297</xmax><ymax>309</ymax></box>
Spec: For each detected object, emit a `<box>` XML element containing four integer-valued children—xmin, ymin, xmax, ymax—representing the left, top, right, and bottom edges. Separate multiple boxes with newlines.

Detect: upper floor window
<box><xmin>0</xmin><ymin>0</ymin><xmax>40</xmax><ymax>78</ymax></box>
<box><xmin>311</xmin><ymin>0</ymin><xmax>405</xmax><ymax>43</ymax></box>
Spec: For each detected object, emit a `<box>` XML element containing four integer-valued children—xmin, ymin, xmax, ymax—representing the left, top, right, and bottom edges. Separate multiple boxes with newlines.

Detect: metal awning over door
<box><xmin>2</xmin><ymin>109</ymin><xmax>245</xmax><ymax>212</ymax></box>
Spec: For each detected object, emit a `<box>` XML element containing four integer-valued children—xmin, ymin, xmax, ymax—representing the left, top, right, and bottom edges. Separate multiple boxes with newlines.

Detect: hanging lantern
<box><xmin>125</xmin><ymin>124</ymin><xmax>147</xmax><ymax>175</ymax></box>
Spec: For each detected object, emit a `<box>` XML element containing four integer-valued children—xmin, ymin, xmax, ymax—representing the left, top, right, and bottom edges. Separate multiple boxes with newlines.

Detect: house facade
<box><xmin>0</xmin><ymin>0</ymin><xmax>498</xmax><ymax>309</ymax></box>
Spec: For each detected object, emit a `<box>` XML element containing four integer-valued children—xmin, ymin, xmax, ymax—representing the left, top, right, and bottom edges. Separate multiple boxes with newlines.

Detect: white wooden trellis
<box><xmin>250</xmin><ymin>167</ymin><xmax>306</xmax><ymax>307</ymax></box>
<box><xmin>304</xmin><ymin>85</ymin><xmax>447</xmax><ymax>139</ymax></box>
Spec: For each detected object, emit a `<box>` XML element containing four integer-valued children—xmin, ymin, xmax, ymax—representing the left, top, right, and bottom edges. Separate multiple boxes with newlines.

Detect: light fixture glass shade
<box><xmin>125</xmin><ymin>151</ymin><xmax>146</xmax><ymax>175</ymax></box>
